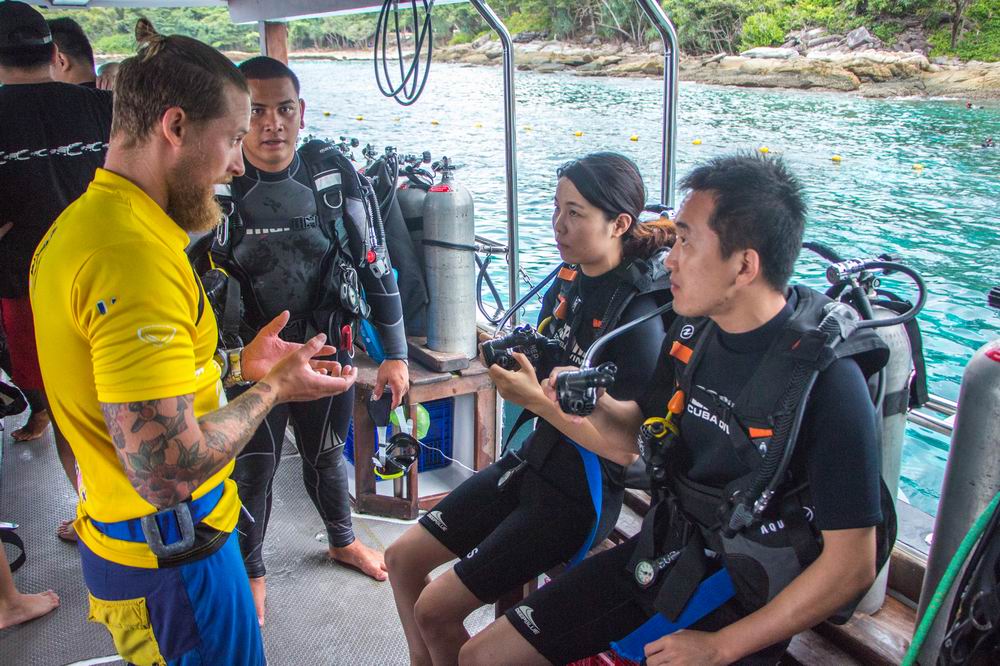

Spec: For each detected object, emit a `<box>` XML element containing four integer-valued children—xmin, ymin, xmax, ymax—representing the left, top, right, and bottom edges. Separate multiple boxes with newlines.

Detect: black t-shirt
<box><xmin>639</xmin><ymin>294</ymin><xmax>883</xmax><ymax>531</ymax></box>
<box><xmin>0</xmin><ymin>82</ymin><xmax>112</xmax><ymax>298</ymax></box>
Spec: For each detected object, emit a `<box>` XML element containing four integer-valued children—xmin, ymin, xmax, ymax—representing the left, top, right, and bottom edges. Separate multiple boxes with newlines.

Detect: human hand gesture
<box><xmin>263</xmin><ymin>333</ymin><xmax>357</xmax><ymax>403</ymax></box>
<box><xmin>242</xmin><ymin>311</ymin><xmax>338</xmax><ymax>382</ymax></box>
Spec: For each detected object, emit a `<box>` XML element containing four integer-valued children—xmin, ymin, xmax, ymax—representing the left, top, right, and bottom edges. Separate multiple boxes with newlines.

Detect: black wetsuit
<box><xmin>505</xmin><ymin>294</ymin><xmax>883</xmax><ymax>665</ymax></box>
<box><xmin>418</xmin><ymin>267</ymin><xmax>669</xmax><ymax>603</ymax></box>
<box><xmin>221</xmin><ymin>152</ymin><xmax>406</xmax><ymax>578</ymax></box>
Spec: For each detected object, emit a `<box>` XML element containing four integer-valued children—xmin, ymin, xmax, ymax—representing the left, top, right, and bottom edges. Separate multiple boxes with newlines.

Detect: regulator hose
<box><xmin>902</xmin><ymin>491</ymin><xmax>1000</xmax><ymax>665</ymax></box>
<box><xmin>374</xmin><ymin>0</ymin><xmax>434</xmax><ymax>106</ymax></box>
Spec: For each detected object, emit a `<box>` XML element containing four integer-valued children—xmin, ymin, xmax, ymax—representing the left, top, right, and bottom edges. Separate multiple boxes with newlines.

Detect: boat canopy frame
<box><xmin>31</xmin><ymin>0</ymin><xmax>680</xmax><ymax>322</ymax></box>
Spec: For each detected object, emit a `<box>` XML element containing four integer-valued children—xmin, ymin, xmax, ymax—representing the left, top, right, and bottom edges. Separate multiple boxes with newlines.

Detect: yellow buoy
<box><xmin>393</xmin><ymin>117</ymin><xmax>401</xmax><ymax>122</ymax></box>
<box><xmin>523</xmin><ymin>125</ymin><xmax>532</xmax><ymax>131</ymax></box>
<box><xmin>831</xmin><ymin>155</ymin><xmax>842</xmax><ymax>163</ymax></box>
<box><xmin>913</xmin><ymin>163</ymin><xmax>924</xmax><ymax>170</ymax></box>
<box><xmin>355</xmin><ymin>115</ymin><xmax>364</xmax><ymax>121</ymax></box>
<box><xmin>322</xmin><ymin>111</ymin><xmax>331</xmax><ymax>117</ymax></box>
<box><xmin>574</xmin><ymin>131</ymin><xmax>584</xmax><ymax>137</ymax></box>
<box><xmin>431</xmin><ymin>119</ymin><xmax>440</xmax><ymax>125</ymax></box>
<box><xmin>758</xmin><ymin>146</ymin><xmax>770</xmax><ymax>154</ymax></box>
<box><xmin>474</xmin><ymin>122</ymin><xmax>483</xmax><ymax>128</ymax></box>
<box><xmin>630</xmin><ymin>134</ymin><xmax>639</xmax><ymax>142</ymax></box>
<box><xmin>692</xmin><ymin>138</ymin><xmax>702</xmax><ymax>145</ymax></box>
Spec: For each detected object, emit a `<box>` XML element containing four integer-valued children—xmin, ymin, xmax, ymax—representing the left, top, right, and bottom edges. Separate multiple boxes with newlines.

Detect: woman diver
<box><xmin>386</xmin><ymin>152</ymin><xmax>676</xmax><ymax>665</ymax></box>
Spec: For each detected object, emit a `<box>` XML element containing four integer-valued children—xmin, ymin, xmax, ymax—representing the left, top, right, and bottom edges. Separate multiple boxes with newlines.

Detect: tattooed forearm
<box><xmin>199</xmin><ymin>382</ymin><xmax>273</xmax><ymax>455</ymax></box>
<box><xmin>100</xmin><ymin>382</ymin><xmax>277</xmax><ymax>509</ymax></box>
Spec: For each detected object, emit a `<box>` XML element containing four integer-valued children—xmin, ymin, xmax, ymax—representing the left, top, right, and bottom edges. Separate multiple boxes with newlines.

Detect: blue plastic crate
<box><xmin>343</xmin><ymin>397</ymin><xmax>454</xmax><ymax>472</ymax></box>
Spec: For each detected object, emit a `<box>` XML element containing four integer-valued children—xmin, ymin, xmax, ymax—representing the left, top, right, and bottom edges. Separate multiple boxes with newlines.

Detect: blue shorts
<box><xmin>79</xmin><ymin>532</ymin><xmax>264</xmax><ymax>666</ymax></box>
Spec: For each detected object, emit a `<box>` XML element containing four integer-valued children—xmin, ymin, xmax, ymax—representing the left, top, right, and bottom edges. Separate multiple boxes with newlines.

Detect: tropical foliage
<box><xmin>37</xmin><ymin>0</ymin><xmax>997</xmax><ymax>62</ymax></box>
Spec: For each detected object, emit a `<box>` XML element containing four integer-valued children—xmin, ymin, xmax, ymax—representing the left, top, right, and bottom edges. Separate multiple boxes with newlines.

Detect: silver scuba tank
<box><xmin>422</xmin><ymin>158</ymin><xmax>477</xmax><ymax>358</ymax></box>
<box><xmin>396</xmin><ymin>183</ymin><xmax>428</xmax><ymax>270</ymax></box>
<box><xmin>857</xmin><ymin>304</ymin><xmax>915</xmax><ymax>614</ymax></box>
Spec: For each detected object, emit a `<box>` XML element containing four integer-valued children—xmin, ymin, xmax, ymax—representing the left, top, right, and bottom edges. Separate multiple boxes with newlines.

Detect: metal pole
<box><xmin>916</xmin><ymin>339</ymin><xmax>1000</xmax><ymax>663</ymax></box>
<box><xmin>635</xmin><ymin>0</ymin><xmax>679</xmax><ymax>208</ymax></box>
<box><xmin>469</xmin><ymin>0</ymin><xmax>520</xmax><ymax>325</ymax></box>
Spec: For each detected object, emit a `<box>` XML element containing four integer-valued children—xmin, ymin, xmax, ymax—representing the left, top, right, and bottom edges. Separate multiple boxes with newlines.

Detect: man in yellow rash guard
<box><xmin>30</xmin><ymin>25</ymin><xmax>356</xmax><ymax>666</ymax></box>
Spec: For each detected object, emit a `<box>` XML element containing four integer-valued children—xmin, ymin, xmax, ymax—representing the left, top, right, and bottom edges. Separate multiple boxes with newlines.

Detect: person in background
<box><xmin>0</xmin><ymin>542</ymin><xmax>59</xmax><ymax>629</ymax></box>
<box><xmin>47</xmin><ymin>17</ymin><xmax>99</xmax><ymax>87</ymax></box>
<box><xmin>30</xmin><ymin>20</ymin><xmax>356</xmax><ymax>665</ymax></box>
<box><xmin>0</xmin><ymin>1</ymin><xmax>111</xmax><ymax>542</ymax></box>
<box><xmin>205</xmin><ymin>55</ymin><xmax>409</xmax><ymax>627</ymax></box>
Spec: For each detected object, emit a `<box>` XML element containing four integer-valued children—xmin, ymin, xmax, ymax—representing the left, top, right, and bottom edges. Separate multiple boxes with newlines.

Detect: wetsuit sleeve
<box><xmin>601</xmin><ymin>294</ymin><xmax>669</xmax><ymax>403</ymax></box>
<box><xmin>337</xmin><ymin>160</ymin><xmax>407</xmax><ymax>360</ymax></box>
<box><xmin>357</xmin><ymin>255</ymin><xmax>407</xmax><ymax>360</ymax></box>
<box><xmin>796</xmin><ymin>357</ymin><xmax>883</xmax><ymax>531</ymax></box>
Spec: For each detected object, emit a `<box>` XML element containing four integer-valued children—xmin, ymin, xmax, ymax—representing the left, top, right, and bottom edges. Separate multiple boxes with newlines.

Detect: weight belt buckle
<box><xmin>140</xmin><ymin>503</ymin><xmax>196</xmax><ymax>558</ymax></box>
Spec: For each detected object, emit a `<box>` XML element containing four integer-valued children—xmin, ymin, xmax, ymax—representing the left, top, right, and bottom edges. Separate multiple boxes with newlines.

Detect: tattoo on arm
<box><xmin>101</xmin><ymin>383</ymin><xmax>276</xmax><ymax>509</ymax></box>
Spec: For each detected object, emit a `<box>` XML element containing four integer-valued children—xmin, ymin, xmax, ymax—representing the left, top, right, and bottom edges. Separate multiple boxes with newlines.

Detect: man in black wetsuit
<box><xmin>214</xmin><ymin>57</ymin><xmax>409</xmax><ymax>625</ymax></box>
<box><xmin>460</xmin><ymin>154</ymin><xmax>887</xmax><ymax>665</ymax></box>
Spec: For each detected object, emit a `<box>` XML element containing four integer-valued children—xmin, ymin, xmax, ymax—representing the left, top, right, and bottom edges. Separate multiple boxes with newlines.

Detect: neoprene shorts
<box><xmin>504</xmin><ymin>533</ymin><xmax>790</xmax><ymax>665</ymax></box>
<box><xmin>418</xmin><ymin>452</ymin><xmax>594</xmax><ymax>604</ymax></box>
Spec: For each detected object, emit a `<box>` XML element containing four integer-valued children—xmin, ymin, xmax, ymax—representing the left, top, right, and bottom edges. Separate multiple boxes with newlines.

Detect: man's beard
<box><xmin>165</xmin><ymin>162</ymin><xmax>224</xmax><ymax>234</ymax></box>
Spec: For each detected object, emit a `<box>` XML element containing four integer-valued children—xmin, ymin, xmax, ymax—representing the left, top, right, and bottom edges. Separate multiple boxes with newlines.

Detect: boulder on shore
<box><xmin>741</xmin><ymin>47</ymin><xmax>800</xmax><ymax>60</ymax></box>
<box><xmin>431</xmin><ymin>38</ymin><xmax>999</xmax><ymax>100</ymax></box>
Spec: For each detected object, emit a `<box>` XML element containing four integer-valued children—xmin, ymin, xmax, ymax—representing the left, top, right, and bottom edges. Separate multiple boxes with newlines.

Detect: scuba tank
<box><xmin>857</xmin><ymin>301</ymin><xmax>918</xmax><ymax>613</ymax></box>
<box><xmin>803</xmin><ymin>243</ymin><xmax>931</xmax><ymax>613</ymax></box>
<box><xmin>397</xmin><ymin>151</ymin><xmax>434</xmax><ymax>266</ymax></box>
<box><xmin>422</xmin><ymin>157</ymin><xmax>477</xmax><ymax>358</ymax></box>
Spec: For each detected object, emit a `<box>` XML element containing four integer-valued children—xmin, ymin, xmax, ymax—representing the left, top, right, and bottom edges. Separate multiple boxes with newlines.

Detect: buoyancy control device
<box><xmin>188</xmin><ymin>140</ymin><xmax>388</xmax><ymax>350</ymax></box>
<box><xmin>423</xmin><ymin>157</ymin><xmax>477</xmax><ymax>358</ymax></box>
<box><xmin>484</xmin><ymin>251</ymin><xmax>674</xmax><ymax>567</ymax></box>
<box><xmin>615</xmin><ymin>252</ymin><xmax>926</xmax><ymax>637</ymax></box>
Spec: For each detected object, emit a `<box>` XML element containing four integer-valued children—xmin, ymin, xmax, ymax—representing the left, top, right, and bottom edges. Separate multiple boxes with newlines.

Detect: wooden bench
<box><xmin>496</xmin><ymin>488</ymin><xmax>915</xmax><ymax>665</ymax></box>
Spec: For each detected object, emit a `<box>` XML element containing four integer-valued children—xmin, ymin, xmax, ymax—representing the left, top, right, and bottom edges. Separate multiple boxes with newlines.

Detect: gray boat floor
<box><xmin>0</xmin><ymin>411</ymin><xmax>492</xmax><ymax>665</ymax></box>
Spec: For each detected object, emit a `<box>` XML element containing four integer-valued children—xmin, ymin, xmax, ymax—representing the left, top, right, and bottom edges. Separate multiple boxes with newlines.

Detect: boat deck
<box><xmin>0</xmin><ymin>411</ymin><xmax>492</xmax><ymax>665</ymax></box>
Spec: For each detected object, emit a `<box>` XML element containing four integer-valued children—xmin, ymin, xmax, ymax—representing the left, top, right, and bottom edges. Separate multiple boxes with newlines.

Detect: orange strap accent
<box><xmin>748</xmin><ymin>427</ymin><xmax>773</xmax><ymax>439</ymax></box>
<box><xmin>592</xmin><ymin>318</ymin><xmax>603</xmax><ymax>328</ymax></box>
<box><xmin>558</xmin><ymin>266</ymin><xmax>578</xmax><ymax>281</ymax></box>
<box><xmin>668</xmin><ymin>390</ymin><xmax>685</xmax><ymax>415</ymax></box>
<box><xmin>554</xmin><ymin>297</ymin><xmax>569</xmax><ymax>320</ymax></box>
<box><xmin>669</xmin><ymin>341</ymin><xmax>693</xmax><ymax>364</ymax></box>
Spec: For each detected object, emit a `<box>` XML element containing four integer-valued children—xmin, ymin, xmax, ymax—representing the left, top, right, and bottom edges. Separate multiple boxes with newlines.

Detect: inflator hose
<box><xmin>902</xmin><ymin>491</ymin><xmax>1000</xmax><ymax>665</ymax></box>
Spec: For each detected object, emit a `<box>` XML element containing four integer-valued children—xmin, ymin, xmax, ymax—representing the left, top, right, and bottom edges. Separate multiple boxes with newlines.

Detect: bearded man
<box><xmin>30</xmin><ymin>23</ymin><xmax>356</xmax><ymax>665</ymax></box>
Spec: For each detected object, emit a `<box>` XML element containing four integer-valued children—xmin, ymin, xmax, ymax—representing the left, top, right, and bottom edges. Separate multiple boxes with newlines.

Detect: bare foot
<box><xmin>248</xmin><ymin>576</ymin><xmax>266</xmax><ymax>628</ymax></box>
<box><xmin>328</xmin><ymin>540</ymin><xmax>388</xmax><ymax>581</ymax></box>
<box><xmin>0</xmin><ymin>589</ymin><xmax>60</xmax><ymax>629</ymax></box>
<box><xmin>12</xmin><ymin>410</ymin><xmax>50</xmax><ymax>442</ymax></box>
<box><xmin>56</xmin><ymin>520</ymin><xmax>78</xmax><ymax>543</ymax></box>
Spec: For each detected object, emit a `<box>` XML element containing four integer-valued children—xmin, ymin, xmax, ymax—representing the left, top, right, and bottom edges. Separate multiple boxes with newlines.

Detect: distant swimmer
<box><xmin>983</xmin><ymin>137</ymin><xmax>995</xmax><ymax>148</ymax></box>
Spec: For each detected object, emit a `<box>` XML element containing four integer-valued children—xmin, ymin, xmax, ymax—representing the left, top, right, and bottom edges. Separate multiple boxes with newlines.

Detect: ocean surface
<box><xmin>294</xmin><ymin>59</ymin><xmax>1000</xmax><ymax>516</ymax></box>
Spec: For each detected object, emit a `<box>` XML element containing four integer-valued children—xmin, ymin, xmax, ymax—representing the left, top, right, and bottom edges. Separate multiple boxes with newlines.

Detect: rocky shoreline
<box><xmin>417</xmin><ymin>31</ymin><xmax>999</xmax><ymax>102</ymax></box>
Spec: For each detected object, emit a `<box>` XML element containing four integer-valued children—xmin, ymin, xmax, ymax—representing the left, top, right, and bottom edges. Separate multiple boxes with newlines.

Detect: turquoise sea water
<box><xmin>295</xmin><ymin>60</ymin><xmax>1000</xmax><ymax>516</ymax></box>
